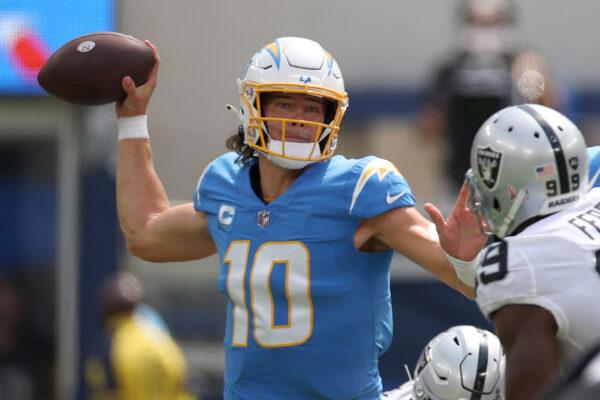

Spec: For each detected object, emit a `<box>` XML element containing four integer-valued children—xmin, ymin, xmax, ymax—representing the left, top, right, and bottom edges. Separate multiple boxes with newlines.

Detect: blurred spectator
<box><xmin>0</xmin><ymin>277</ymin><xmax>53</xmax><ymax>400</ymax></box>
<box><xmin>83</xmin><ymin>272</ymin><xmax>196</xmax><ymax>400</ymax></box>
<box><xmin>134</xmin><ymin>302</ymin><xmax>171</xmax><ymax>334</ymax></box>
<box><xmin>419</xmin><ymin>0</ymin><xmax>564</xmax><ymax>189</ymax></box>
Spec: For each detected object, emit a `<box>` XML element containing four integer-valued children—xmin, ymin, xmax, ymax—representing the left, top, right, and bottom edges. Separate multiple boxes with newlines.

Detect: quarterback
<box><xmin>114</xmin><ymin>37</ymin><xmax>484</xmax><ymax>399</ymax></box>
<box><xmin>432</xmin><ymin>104</ymin><xmax>600</xmax><ymax>400</ymax></box>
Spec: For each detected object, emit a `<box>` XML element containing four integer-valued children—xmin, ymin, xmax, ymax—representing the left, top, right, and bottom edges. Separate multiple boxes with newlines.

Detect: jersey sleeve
<box><xmin>475</xmin><ymin>240</ymin><xmax>568</xmax><ymax>335</ymax></box>
<box><xmin>587</xmin><ymin>146</ymin><xmax>600</xmax><ymax>188</ymax></box>
<box><xmin>348</xmin><ymin>157</ymin><xmax>415</xmax><ymax>218</ymax></box>
<box><xmin>193</xmin><ymin>152</ymin><xmax>239</xmax><ymax>215</ymax></box>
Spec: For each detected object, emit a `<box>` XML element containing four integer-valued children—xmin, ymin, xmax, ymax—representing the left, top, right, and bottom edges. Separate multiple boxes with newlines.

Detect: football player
<box><xmin>114</xmin><ymin>37</ymin><xmax>485</xmax><ymax>399</ymax></box>
<box><xmin>429</xmin><ymin>104</ymin><xmax>600</xmax><ymax>400</ymax></box>
<box><xmin>381</xmin><ymin>325</ymin><xmax>505</xmax><ymax>400</ymax></box>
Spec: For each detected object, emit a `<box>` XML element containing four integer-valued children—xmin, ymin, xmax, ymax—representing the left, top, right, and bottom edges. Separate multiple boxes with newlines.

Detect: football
<box><xmin>37</xmin><ymin>32</ymin><xmax>155</xmax><ymax>106</ymax></box>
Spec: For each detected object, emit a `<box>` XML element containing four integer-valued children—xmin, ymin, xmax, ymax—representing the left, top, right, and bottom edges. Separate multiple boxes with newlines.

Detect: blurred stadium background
<box><xmin>1</xmin><ymin>1</ymin><xmax>599</xmax><ymax>399</ymax></box>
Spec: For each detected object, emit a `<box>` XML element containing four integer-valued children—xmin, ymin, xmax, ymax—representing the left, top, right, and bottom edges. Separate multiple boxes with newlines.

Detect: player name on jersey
<box><xmin>568</xmin><ymin>201</ymin><xmax>600</xmax><ymax>240</ymax></box>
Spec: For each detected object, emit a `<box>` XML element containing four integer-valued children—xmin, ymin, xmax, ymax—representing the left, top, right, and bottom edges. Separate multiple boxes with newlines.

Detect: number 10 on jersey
<box><xmin>224</xmin><ymin>241</ymin><xmax>314</xmax><ymax>348</ymax></box>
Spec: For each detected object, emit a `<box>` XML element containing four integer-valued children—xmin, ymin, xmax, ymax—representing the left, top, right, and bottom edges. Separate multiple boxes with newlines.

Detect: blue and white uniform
<box><xmin>194</xmin><ymin>152</ymin><xmax>415</xmax><ymax>400</ymax></box>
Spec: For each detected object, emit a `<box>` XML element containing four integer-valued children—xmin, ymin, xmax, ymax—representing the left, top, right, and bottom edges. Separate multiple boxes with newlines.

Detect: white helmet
<box><xmin>412</xmin><ymin>325</ymin><xmax>505</xmax><ymax>400</ymax></box>
<box><xmin>236</xmin><ymin>37</ymin><xmax>349</xmax><ymax>169</ymax></box>
<box><xmin>467</xmin><ymin>104</ymin><xmax>588</xmax><ymax>238</ymax></box>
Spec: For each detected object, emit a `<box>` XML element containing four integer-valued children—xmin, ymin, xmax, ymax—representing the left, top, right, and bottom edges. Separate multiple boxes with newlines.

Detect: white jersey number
<box><xmin>224</xmin><ymin>241</ymin><xmax>313</xmax><ymax>348</ymax></box>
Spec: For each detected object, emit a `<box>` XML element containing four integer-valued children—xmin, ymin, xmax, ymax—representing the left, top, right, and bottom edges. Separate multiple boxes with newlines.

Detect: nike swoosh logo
<box><xmin>386</xmin><ymin>191</ymin><xmax>406</xmax><ymax>204</ymax></box>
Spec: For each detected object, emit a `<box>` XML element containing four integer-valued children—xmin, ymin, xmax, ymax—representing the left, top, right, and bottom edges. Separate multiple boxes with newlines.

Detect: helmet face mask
<box><xmin>466</xmin><ymin>169</ymin><xmax>493</xmax><ymax>236</ymax></box>
<box><xmin>412</xmin><ymin>325</ymin><xmax>505</xmax><ymax>400</ymax></box>
<box><xmin>468</xmin><ymin>104</ymin><xmax>588</xmax><ymax>238</ymax></box>
<box><xmin>237</xmin><ymin>37</ymin><xmax>349</xmax><ymax>169</ymax></box>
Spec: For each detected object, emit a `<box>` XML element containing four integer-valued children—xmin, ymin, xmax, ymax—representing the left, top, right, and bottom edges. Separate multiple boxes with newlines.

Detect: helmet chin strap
<box><xmin>266</xmin><ymin>139</ymin><xmax>321</xmax><ymax>169</ymax></box>
<box><xmin>496</xmin><ymin>188</ymin><xmax>528</xmax><ymax>238</ymax></box>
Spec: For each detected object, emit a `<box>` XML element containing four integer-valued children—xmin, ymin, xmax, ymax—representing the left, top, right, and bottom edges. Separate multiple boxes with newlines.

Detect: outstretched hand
<box><xmin>424</xmin><ymin>182</ymin><xmax>488</xmax><ymax>261</ymax></box>
<box><xmin>116</xmin><ymin>40</ymin><xmax>160</xmax><ymax>118</ymax></box>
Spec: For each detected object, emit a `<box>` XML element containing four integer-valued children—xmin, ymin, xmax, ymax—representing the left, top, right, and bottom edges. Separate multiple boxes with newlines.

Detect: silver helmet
<box><xmin>413</xmin><ymin>325</ymin><xmax>505</xmax><ymax>400</ymax></box>
<box><xmin>467</xmin><ymin>104</ymin><xmax>588</xmax><ymax>238</ymax></box>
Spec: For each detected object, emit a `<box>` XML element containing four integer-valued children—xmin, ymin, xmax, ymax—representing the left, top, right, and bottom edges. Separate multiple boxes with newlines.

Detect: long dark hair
<box><xmin>226</xmin><ymin>125</ymin><xmax>256</xmax><ymax>166</ymax></box>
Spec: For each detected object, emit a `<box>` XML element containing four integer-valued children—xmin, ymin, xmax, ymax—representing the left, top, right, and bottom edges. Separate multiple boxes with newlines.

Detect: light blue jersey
<box><xmin>588</xmin><ymin>146</ymin><xmax>600</xmax><ymax>188</ymax></box>
<box><xmin>194</xmin><ymin>153</ymin><xmax>415</xmax><ymax>400</ymax></box>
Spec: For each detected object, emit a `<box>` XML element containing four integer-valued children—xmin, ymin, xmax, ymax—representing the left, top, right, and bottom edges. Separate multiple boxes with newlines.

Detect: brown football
<box><xmin>37</xmin><ymin>32</ymin><xmax>155</xmax><ymax>106</ymax></box>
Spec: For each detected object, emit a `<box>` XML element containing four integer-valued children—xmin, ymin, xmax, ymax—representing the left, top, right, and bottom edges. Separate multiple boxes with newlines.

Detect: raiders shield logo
<box><xmin>569</xmin><ymin>156</ymin><xmax>579</xmax><ymax>170</ymax></box>
<box><xmin>477</xmin><ymin>146</ymin><xmax>503</xmax><ymax>189</ymax></box>
<box><xmin>257</xmin><ymin>210</ymin><xmax>270</xmax><ymax>228</ymax></box>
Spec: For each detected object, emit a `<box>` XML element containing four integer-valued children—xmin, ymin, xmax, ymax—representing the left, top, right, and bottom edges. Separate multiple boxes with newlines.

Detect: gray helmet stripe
<box><xmin>518</xmin><ymin>105</ymin><xmax>570</xmax><ymax>194</ymax></box>
<box><xmin>470</xmin><ymin>329</ymin><xmax>489</xmax><ymax>400</ymax></box>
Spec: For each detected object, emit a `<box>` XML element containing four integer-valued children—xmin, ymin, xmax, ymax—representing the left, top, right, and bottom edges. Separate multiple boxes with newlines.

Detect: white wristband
<box><xmin>118</xmin><ymin>115</ymin><xmax>149</xmax><ymax>140</ymax></box>
<box><xmin>446</xmin><ymin>252</ymin><xmax>480</xmax><ymax>287</ymax></box>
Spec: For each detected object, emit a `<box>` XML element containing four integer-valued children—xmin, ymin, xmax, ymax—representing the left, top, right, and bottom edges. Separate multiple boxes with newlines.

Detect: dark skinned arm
<box><xmin>493</xmin><ymin>304</ymin><xmax>560</xmax><ymax>400</ymax></box>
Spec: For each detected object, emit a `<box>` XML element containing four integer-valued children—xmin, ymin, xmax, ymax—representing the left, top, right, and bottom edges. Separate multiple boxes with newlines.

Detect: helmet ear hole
<box><xmin>494</xmin><ymin>198</ymin><xmax>501</xmax><ymax>211</ymax></box>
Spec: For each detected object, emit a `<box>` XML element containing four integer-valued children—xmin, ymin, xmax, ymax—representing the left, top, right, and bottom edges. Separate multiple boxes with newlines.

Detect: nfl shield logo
<box><xmin>477</xmin><ymin>146</ymin><xmax>503</xmax><ymax>190</ymax></box>
<box><xmin>257</xmin><ymin>210</ymin><xmax>270</xmax><ymax>228</ymax></box>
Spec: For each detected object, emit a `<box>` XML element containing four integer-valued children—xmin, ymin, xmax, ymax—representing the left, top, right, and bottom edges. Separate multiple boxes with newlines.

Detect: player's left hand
<box><xmin>424</xmin><ymin>182</ymin><xmax>488</xmax><ymax>261</ymax></box>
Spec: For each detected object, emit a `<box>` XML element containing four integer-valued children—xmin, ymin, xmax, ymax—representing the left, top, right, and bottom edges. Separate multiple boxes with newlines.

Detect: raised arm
<box><xmin>116</xmin><ymin>41</ymin><xmax>216</xmax><ymax>262</ymax></box>
<box><xmin>357</xmin><ymin>206</ymin><xmax>475</xmax><ymax>298</ymax></box>
<box><xmin>356</xmin><ymin>182</ymin><xmax>488</xmax><ymax>298</ymax></box>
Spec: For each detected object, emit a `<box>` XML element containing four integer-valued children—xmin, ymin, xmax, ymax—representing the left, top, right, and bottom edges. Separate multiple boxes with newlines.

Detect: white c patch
<box><xmin>218</xmin><ymin>204</ymin><xmax>236</xmax><ymax>230</ymax></box>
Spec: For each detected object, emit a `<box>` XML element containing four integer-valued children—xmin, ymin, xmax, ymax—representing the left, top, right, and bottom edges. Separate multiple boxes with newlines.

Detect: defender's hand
<box><xmin>116</xmin><ymin>40</ymin><xmax>160</xmax><ymax>118</ymax></box>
